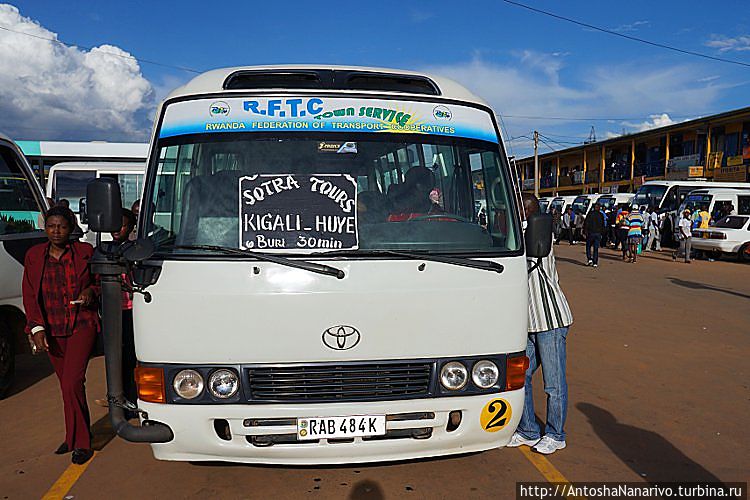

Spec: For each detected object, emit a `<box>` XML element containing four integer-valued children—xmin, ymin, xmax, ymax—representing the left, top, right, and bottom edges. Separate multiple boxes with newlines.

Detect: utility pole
<box><xmin>533</xmin><ymin>130</ymin><xmax>539</xmax><ymax>197</ymax></box>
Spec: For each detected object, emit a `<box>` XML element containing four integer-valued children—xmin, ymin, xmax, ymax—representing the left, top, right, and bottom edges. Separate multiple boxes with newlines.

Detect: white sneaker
<box><xmin>533</xmin><ymin>435</ymin><xmax>566</xmax><ymax>454</ymax></box>
<box><xmin>593</xmin><ymin>263</ymin><xmax>598</xmax><ymax>268</ymax></box>
<box><xmin>586</xmin><ymin>260</ymin><xmax>593</xmax><ymax>266</ymax></box>
<box><xmin>506</xmin><ymin>432</ymin><xmax>540</xmax><ymax>448</ymax></box>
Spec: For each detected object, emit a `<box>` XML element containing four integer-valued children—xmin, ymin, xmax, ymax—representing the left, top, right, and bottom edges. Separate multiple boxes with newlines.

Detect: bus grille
<box><xmin>246</xmin><ymin>362</ymin><xmax>432</xmax><ymax>402</ymax></box>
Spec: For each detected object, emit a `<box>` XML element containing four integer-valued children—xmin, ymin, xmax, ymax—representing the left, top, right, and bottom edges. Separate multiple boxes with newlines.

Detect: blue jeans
<box><xmin>518</xmin><ymin>327</ymin><xmax>569</xmax><ymax>441</ymax></box>
<box><xmin>586</xmin><ymin>234</ymin><xmax>601</xmax><ymax>264</ymax></box>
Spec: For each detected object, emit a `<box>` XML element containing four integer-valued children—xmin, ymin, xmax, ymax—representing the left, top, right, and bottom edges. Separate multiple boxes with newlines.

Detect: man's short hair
<box><xmin>122</xmin><ymin>208</ymin><xmax>136</xmax><ymax>227</ymax></box>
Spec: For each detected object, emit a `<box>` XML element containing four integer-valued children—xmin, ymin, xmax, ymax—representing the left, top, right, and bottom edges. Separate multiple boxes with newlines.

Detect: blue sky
<box><xmin>2</xmin><ymin>0</ymin><xmax>750</xmax><ymax>157</ymax></box>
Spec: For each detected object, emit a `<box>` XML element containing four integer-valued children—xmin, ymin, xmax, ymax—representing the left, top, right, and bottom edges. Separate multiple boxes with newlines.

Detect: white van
<box><xmin>632</xmin><ymin>180</ymin><xmax>750</xmax><ymax>245</ymax></box>
<box><xmin>0</xmin><ymin>133</ymin><xmax>48</xmax><ymax>397</ymax></box>
<box><xmin>571</xmin><ymin>194</ymin><xmax>601</xmax><ymax>217</ymax></box>
<box><xmin>596</xmin><ymin>193</ymin><xmax>634</xmax><ymax>212</ymax></box>
<box><xmin>46</xmin><ymin>162</ymin><xmax>145</xmax><ymax>243</ymax></box>
<box><xmin>86</xmin><ymin>65</ymin><xmax>550</xmax><ymax>464</ymax></box>
<box><xmin>678</xmin><ymin>188</ymin><xmax>750</xmax><ymax>223</ymax></box>
<box><xmin>538</xmin><ymin>197</ymin><xmax>550</xmax><ymax>214</ymax></box>
<box><xmin>548</xmin><ymin>195</ymin><xmax>577</xmax><ymax>215</ymax></box>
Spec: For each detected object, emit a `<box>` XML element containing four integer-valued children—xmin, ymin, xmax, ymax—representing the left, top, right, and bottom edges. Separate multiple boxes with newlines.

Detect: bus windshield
<box><xmin>633</xmin><ymin>184</ymin><xmax>667</xmax><ymax>210</ymax></box>
<box><xmin>145</xmin><ymin>134</ymin><xmax>520</xmax><ymax>255</ymax></box>
<box><xmin>572</xmin><ymin>196</ymin><xmax>590</xmax><ymax>215</ymax></box>
<box><xmin>680</xmin><ymin>194</ymin><xmax>712</xmax><ymax>214</ymax></box>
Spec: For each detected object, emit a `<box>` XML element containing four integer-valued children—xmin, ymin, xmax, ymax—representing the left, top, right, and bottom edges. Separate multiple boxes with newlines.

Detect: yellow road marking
<box><xmin>41</xmin><ymin>452</ymin><xmax>97</xmax><ymax>500</ymax></box>
<box><xmin>518</xmin><ymin>447</ymin><xmax>586</xmax><ymax>500</ymax></box>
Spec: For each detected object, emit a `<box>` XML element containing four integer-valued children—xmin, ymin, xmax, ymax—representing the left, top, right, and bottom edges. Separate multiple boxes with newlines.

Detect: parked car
<box><xmin>691</xmin><ymin>215</ymin><xmax>750</xmax><ymax>262</ymax></box>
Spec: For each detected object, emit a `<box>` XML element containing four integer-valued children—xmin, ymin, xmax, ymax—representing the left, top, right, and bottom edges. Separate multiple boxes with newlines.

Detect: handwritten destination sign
<box><xmin>238</xmin><ymin>174</ymin><xmax>358</xmax><ymax>252</ymax></box>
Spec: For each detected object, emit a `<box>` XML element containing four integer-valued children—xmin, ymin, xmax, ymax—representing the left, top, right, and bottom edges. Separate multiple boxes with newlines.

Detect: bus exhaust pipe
<box><xmin>98</xmin><ymin>262</ymin><xmax>173</xmax><ymax>443</ymax></box>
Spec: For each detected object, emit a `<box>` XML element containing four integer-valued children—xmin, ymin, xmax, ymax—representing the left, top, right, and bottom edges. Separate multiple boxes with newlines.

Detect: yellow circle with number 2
<box><xmin>479</xmin><ymin>398</ymin><xmax>512</xmax><ymax>432</ymax></box>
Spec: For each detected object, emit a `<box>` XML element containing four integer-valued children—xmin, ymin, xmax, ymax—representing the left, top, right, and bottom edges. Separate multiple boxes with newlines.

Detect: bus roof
<box><xmin>166</xmin><ymin>65</ymin><xmax>490</xmax><ymax>106</ymax></box>
<box><xmin>16</xmin><ymin>140</ymin><xmax>148</xmax><ymax>159</ymax></box>
<box><xmin>48</xmin><ymin>161</ymin><xmax>146</xmax><ymax>172</ymax></box>
<box><xmin>639</xmin><ymin>180</ymin><xmax>750</xmax><ymax>188</ymax></box>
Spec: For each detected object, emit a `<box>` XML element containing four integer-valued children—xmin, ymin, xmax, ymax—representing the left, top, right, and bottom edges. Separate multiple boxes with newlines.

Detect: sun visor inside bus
<box><xmin>222</xmin><ymin>70</ymin><xmax>441</xmax><ymax>96</ymax></box>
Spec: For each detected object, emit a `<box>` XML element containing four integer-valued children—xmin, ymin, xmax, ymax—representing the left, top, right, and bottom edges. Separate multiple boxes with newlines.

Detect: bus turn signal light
<box><xmin>506</xmin><ymin>356</ymin><xmax>529</xmax><ymax>391</ymax></box>
<box><xmin>135</xmin><ymin>366</ymin><xmax>166</xmax><ymax>404</ymax></box>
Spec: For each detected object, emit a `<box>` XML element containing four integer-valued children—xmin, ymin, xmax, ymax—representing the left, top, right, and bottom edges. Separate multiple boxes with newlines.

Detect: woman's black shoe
<box><xmin>71</xmin><ymin>448</ymin><xmax>94</xmax><ymax>465</ymax></box>
<box><xmin>54</xmin><ymin>442</ymin><xmax>70</xmax><ymax>455</ymax></box>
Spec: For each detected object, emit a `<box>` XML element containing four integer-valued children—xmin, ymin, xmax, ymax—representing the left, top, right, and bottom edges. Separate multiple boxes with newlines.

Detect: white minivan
<box><xmin>0</xmin><ymin>133</ymin><xmax>48</xmax><ymax>397</ymax></box>
<box><xmin>678</xmin><ymin>188</ymin><xmax>750</xmax><ymax>223</ymax></box>
<box><xmin>86</xmin><ymin>65</ymin><xmax>553</xmax><ymax>465</ymax></box>
<box><xmin>46</xmin><ymin>162</ymin><xmax>145</xmax><ymax>243</ymax></box>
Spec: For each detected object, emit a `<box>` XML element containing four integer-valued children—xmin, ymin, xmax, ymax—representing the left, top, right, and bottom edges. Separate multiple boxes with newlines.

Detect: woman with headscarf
<box><xmin>22</xmin><ymin>205</ymin><xmax>99</xmax><ymax>464</ymax></box>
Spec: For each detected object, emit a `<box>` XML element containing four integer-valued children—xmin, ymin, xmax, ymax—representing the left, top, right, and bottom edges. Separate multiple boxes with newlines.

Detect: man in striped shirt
<box><xmin>508</xmin><ymin>193</ymin><xmax>573</xmax><ymax>455</ymax></box>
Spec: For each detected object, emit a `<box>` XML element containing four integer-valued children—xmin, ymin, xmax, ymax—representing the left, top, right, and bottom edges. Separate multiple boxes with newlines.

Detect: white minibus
<box><xmin>46</xmin><ymin>162</ymin><xmax>145</xmax><ymax>244</ymax></box>
<box><xmin>632</xmin><ymin>180</ymin><xmax>750</xmax><ymax>245</ymax></box>
<box><xmin>678</xmin><ymin>188</ymin><xmax>750</xmax><ymax>222</ymax></box>
<box><xmin>0</xmin><ymin>133</ymin><xmax>48</xmax><ymax>397</ymax></box>
<box><xmin>548</xmin><ymin>195</ymin><xmax>577</xmax><ymax>214</ymax></box>
<box><xmin>86</xmin><ymin>65</ymin><xmax>551</xmax><ymax>465</ymax></box>
<box><xmin>571</xmin><ymin>194</ymin><xmax>600</xmax><ymax>217</ymax></box>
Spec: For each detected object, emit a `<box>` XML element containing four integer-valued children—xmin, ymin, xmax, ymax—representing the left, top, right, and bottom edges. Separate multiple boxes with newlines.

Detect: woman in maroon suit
<box><xmin>22</xmin><ymin>206</ymin><xmax>99</xmax><ymax>465</ymax></box>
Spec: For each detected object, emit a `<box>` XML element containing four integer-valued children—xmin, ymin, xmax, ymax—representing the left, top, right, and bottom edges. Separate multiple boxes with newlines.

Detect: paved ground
<box><xmin>1</xmin><ymin>244</ymin><xmax>749</xmax><ymax>499</ymax></box>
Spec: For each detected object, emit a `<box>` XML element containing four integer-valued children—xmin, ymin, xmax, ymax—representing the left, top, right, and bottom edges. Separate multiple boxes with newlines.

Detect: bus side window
<box><xmin>0</xmin><ymin>145</ymin><xmax>43</xmax><ymax>234</ymax></box>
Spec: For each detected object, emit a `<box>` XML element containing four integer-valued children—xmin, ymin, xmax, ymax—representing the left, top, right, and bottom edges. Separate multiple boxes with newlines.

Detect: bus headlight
<box><xmin>208</xmin><ymin>369</ymin><xmax>239</xmax><ymax>399</ymax></box>
<box><xmin>440</xmin><ymin>362</ymin><xmax>468</xmax><ymax>390</ymax></box>
<box><xmin>471</xmin><ymin>360</ymin><xmax>499</xmax><ymax>389</ymax></box>
<box><xmin>173</xmin><ymin>369</ymin><xmax>204</xmax><ymax>399</ymax></box>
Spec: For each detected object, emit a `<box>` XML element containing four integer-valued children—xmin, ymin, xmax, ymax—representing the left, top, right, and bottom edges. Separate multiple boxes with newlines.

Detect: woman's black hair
<box><xmin>45</xmin><ymin>205</ymin><xmax>77</xmax><ymax>229</ymax></box>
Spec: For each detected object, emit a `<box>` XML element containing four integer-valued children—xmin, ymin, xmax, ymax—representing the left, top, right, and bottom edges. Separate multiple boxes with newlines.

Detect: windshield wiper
<box><xmin>170</xmin><ymin>245</ymin><xmax>345</xmax><ymax>279</ymax></box>
<box><xmin>313</xmin><ymin>249</ymin><xmax>504</xmax><ymax>274</ymax></box>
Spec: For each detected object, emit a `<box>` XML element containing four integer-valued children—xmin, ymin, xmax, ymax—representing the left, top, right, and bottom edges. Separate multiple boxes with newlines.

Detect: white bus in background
<box><xmin>678</xmin><ymin>188</ymin><xmax>750</xmax><ymax>222</ymax></box>
<box><xmin>548</xmin><ymin>195</ymin><xmax>577</xmax><ymax>214</ymax></box>
<box><xmin>46</xmin><ymin>162</ymin><xmax>146</xmax><ymax>244</ymax></box>
<box><xmin>571</xmin><ymin>193</ymin><xmax>601</xmax><ymax>217</ymax></box>
<box><xmin>86</xmin><ymin>65</ymin><xmax>554</xmax><ymax>464</ymax></box>
<box><xmin>18</xmin><ymin>140</ymin><xmax>148</xmax><ymax>186</ymax></box>
<box><xmin>632</xmin><ymin>180</ymin><xmax>750</xmax><ymax>245</ymax></box>
<box><xmin>0</xmin><ymin>133</ymin><xmax>48</xmax><ymax>397</ymax></box>
<box><xmin>596</xmin><ymin>193</ymin><xmax>634</xmax><ymax>212</ymax></box>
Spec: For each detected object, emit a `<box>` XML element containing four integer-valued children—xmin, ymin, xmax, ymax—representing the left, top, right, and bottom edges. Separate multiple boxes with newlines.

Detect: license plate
<box><xmin>297</xmin><ymin>415</ymin><xmax>386</xmax><ymax>440</ymax></box>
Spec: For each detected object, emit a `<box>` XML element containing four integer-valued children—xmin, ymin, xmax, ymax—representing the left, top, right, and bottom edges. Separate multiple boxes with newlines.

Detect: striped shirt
<box><xmin>528</xmin><ymin>249</ymin><xmax>573</xmax><ymax>333</ymax></box>
<box><xmin>626</xmin><ymin>211</ymin><xmax>644</xmax><ymax>237</ymax></box>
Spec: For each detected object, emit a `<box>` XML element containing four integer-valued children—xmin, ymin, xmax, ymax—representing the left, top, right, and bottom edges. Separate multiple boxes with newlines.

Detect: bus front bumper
<box><xmin>139</xmin><ymin>390</ymin><xmax>524</xmax><ymax>465</ymax></box>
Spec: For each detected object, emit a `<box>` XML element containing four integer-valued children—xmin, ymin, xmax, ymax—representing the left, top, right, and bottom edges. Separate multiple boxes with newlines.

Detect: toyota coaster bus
<box><xmin>87</xmin><ymin>65</ymin><xmax>551</xmax><ymax>464</ymax></box>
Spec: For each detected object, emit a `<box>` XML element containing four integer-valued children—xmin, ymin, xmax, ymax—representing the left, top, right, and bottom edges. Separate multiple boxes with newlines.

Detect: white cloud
<box><xmin>612</xmin><ymin>20</ymin><xmax>650</xmax><ymax>33</ymax></box>
<box><xmin>0</xmin><ymin>4</ymin><xmax>154</xmax><ymax>141</ymax></box>
<box><xmin>622</xmin><ymin>113</ymin><xmax>676</xmax><ymax>132</ymax></box>
<box><xmin>423</xmin><ymin>55</ymin><xmax>726</xmax><ymax>155</ymax></box>
<box><xmin>705</xmin><ymin>34</ymin><xmax>750</xmax><ymax>52</ymax></box>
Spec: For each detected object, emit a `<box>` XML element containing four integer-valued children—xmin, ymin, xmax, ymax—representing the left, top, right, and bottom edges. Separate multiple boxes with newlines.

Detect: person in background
<box><xmin>698</xmin><ymin>205</ymin><xmax>711</xmax><ymax>229</ymax></box>
<box><xmin>129</xmin><ymin>199</ymin><xmax>141</xmax><ymax>241</ymax></box>
<box><xmin>573</xmin><ymin>209</ymin><xmax>584</xmax><ymax>244</ymax></box>
<box><xmin>22</xmin><ymin>206</ymin><xmax>99</xmax><ymax>465</ymax></box>
<box><xmin>559</xmin><ymin>207</ymin><xmax>573</xmax><ymax>245</ymax></box>
<box><xmin>640</xmin><ymin>207</ymin><xmax>651</xmax><ymax>252</ymax></box>
<box><xmin>508</xmin><ymin>193</ymin><xmax>573</xmax><ymax>455</ymax></box>
<box><xmin>584</xmin><ymin>203</ymin><xmax>606</xmax><ymax>267</ymax></box>
<box><xmin>625</xmin><ymin>206</ymin><xmax>644</xmax><ymax>263</ymax></box>
<box><xmin>673</xmin><ymin>209</ymin><xmax>693</xmax><ymax>263</ymax></box>
<box><xmin>551</xmin><ymin>208</ymin><xmax>562</xmax><ymax>244</ymax></box>
<box><xmin>95</xmin><ymin>209</ymin><xmax>138</xmax><ymax>417</ymax></box>
<box><xmin>600</xmin><ymin>208</ymin><xmax>610</xmax><ymax>248</ymax></box>
<box><xmin>648</xmin><ymin>208</ymin><xmax>661</xmax><ymax>251</ymax></box>
<box><xmin>615</xmin><ymin>206</ymin><xmax>630</xmax><ymax>260</ymax></box>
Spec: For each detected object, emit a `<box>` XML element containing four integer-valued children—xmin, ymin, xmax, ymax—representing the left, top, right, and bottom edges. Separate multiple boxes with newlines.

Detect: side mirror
<box><xmin>122</xmin><ymin>238</ymin><xmax>155</xmax><ymax>262</ymax></box>
<box><xmin>525</xmin><ymin>213</ymin><xmax>553</xmax><ymax>258</ymax></box>
<box><xmin>87</xmin><ymin>178</ymin><xmax>122</xmax><ymax>233</ymax></box>
<box><xmin>79</xmin><ymin>197</ymin><xmax>88</xmax><ymax>224</ymax></box>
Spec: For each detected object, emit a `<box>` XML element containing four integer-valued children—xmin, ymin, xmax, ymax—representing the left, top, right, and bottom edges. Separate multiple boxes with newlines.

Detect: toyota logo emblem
<box><xmin>322</xmin><ymin>325</ymin><xmax>361</xmax><ymax>350</ymax></box>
